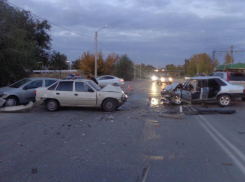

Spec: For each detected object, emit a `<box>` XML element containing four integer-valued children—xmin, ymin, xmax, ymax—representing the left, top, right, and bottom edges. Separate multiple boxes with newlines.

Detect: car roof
<box><xmin>190</xmin><ymin>76</ymin><xmax>222</xmax><ymax>80</ymax></box>
<box><xmin>28</xmin><ymin>77</ymin><xmax>60</xmax><ymax>80</ymax></box>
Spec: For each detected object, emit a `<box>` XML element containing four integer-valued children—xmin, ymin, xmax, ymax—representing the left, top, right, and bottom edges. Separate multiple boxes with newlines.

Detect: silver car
<box><xmin>0</xmin><ymin>78</ymin><xmax>60</xmax><ymax>106</ymax></box>
<box><xmin>161</xmin><ymin>76</ymin><xmax>245</xmax><ymax>106</ymax></box>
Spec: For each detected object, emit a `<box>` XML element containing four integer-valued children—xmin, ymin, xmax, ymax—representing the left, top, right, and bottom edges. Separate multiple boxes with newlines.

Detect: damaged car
<box><xmin>35</xmin><ymin>80</ymin><xmax>127</xmax><ymax>112</ymax></box>
<box><xmin>161</xmin><ymin>76</ymin><xmax>245</xmax><ymax>106</ymax></box>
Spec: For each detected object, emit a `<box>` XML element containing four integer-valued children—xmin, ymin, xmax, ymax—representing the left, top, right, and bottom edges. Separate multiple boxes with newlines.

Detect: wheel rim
<box><xmin>48</xmin><ymin>101</ymin><xmax>56</xmax><ymax>110</ymax></box>
<box><xmin>220</xmin><ymin>96</ymin><xmax>230</xmax><ymax>105</ymax></box>
<box><xmin>106</xmin><ymin>101</ymin><xmax>113</xmax><ymax>109</ymax></box>
<box><xmin>5</xmin><ymin>99</ymin><xmax>16</xmax><ymax>106</ymax></box>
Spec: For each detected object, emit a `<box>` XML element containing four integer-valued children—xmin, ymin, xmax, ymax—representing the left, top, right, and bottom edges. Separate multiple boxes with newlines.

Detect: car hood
<box><xmin>163</xmin><ymin>83</ymin><xmax>181</xmax><ymax>92</ymax></box>
<box><xmin>100</xmin><ymin>84</ymin><xmax>123</xmax><ymax>93</ymax></box>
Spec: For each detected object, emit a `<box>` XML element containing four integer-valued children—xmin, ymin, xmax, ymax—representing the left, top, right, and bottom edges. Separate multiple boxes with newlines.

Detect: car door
<box><xmin>21</xmin><ymin>80</ymin><xmax>43</xmax><ymax>103</ymax></box>
<box><xmin>200</xmin><ymin>79</ymin><xmax>209</xmax><ymax>100</ymax></box>
<box><xmin>55</xmin><ymin>81</ymin><xmax>74</xmax><ymax>106</ymax></box>
<box><xmin>181</xmin><ymin>79</ymin><xmax>196</xmax><ymax>104</ymax></box>
<box><xmin>74</xmin><ymin>82</ymin><xmax>97</xmax><ymax>106</ymax></box>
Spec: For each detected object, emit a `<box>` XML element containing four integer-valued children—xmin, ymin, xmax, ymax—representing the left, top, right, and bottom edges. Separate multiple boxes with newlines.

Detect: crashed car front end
<box><xmin>161</xmin><ymin>83</ymin><xmax>183</xmax><ymax>104</ymax></box>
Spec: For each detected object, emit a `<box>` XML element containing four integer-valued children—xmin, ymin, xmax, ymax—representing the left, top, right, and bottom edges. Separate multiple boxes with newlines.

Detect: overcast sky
<box><xmin>7</xmin><ymin>0</ymin><xmax>245</xmax><ymax>67</ymax></box>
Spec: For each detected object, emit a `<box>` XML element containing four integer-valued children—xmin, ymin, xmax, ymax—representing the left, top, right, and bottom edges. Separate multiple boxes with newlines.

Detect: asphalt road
<box><xmin>1</xmin><ymin>79</ymin><xmax>245</xmax><ymax>182</ymax></box>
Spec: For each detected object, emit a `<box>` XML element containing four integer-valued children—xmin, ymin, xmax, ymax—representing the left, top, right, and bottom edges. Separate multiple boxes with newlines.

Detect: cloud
<box><xmin>7</xmin><ymin>0</ymin><xmax>245</xmax><ymax>66</ymax></box>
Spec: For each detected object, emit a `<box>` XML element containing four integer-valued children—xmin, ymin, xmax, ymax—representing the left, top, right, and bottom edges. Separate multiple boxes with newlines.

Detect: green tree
<box><xmin>115</xmin><ymin>54</ymin><xmax>134</xmax><ymax>81</ymax></box>
<box><xmin>49</xmin><ymin>51</ymin><xmax>68</xmax><ymax>75</ymax></box>
<box><xmin>166</xmin><ymin>64</ymin><xmax>176</xmax><ymax>71</ymax></box>
<box><xmin>0</xmin><ymin>0</ymin><xmax>52</xmax><ymax>86</ymax></box>
<box><xmin>71</xmin><ymin>59</ymin><xmax>81</xmax><ymax>69</ymax></box>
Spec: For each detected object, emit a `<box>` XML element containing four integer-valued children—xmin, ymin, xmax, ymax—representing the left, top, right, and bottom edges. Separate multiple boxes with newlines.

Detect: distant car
<box><xmin>96</xmin><ymin>75</ymin><xmax>124</xmax><ymax>87</ymax></box>
<box><xmin>152</xmin><ymin>74</ymin><xmax>173</xmax><ymax>84</ymax></box>
<box><xmin>184</xmin><ymin>76</ymin><xmax>191</xmax><ymax>80</ymax></box>
<box><xmin>161</xmin><ymin>76</ymin><xmax>245</xmax><ymax>106</ymax></box>
<box><xmin>0</xmin><ymin>78</ymin><xmax>60</xmax><ymax>106</ymax></box>
<box><xmin>35</xmin><ymin>80</ymin><xmax>127</xmax><ymax>112</ymax></box>
<box><xmin>65</xmin><ymin>76</ymin><xmax>82</xmax><ymax>80</ymax></box>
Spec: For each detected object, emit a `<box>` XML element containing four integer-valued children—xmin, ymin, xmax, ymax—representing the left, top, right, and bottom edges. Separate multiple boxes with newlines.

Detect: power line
<box><xmin>97</xmin><ymin>41</ymin><xmax>113</xmax><ymax>52</ymax></box>
<box><xmin>6</xmin><ymin>1</ymin><xmax>93</xmax><ymax>39</ymax></box>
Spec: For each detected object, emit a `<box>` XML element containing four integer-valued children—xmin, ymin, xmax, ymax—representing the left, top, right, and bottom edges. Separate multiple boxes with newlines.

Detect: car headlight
<box><xmin>161</xmin><ymin>78</ymin><xmax>165</xmax><ymax>82</ymax></box>
<box><xmin>169</xmin><ymin>78</ymin><xmax>173</xmax><ymax>81</ymax></box>
<box><xmin>152</xmin><ymin>76</ymin><xmax>157</xmax><ymax>80</ymax></box>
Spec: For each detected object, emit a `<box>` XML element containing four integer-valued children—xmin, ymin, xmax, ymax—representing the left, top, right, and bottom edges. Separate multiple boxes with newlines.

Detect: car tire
<box><xmin>102</xmin><ymin>99</ymin><xmax>117</xmax><ymax>112</ymax></box>
<box><xmin>218</xmin><ymin>94</ymin><xmax>231</xmax><ymax>107</ymax></box>
<box><xmin>46</xmin><ymin>99</ymin><xmax>59</xmax><ymax>111</ymax></box>
<box><xmin>5</xmin><ymin>96</ymin><xmax>19</xmax><ymax>106</ymax></box>
<box><xmin>242</xmin><ymin>97</ymin><xmax>245</xmax><ymax>101</ymax></box>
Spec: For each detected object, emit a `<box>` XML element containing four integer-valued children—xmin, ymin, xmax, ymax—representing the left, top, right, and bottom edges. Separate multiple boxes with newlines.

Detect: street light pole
<box><xmin>95</xmin><ymin>25</ymin><xmax>108</xmax><ymax>78</ymax></box>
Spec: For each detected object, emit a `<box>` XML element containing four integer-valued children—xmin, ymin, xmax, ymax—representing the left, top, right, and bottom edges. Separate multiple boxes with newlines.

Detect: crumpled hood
<box><xmin>163</xmin><ymin>83</ymin><xmax>181</xmax><ymax>92</ymax></box>
<box><xmin>0</xmin><ymin>86</ymin><xmax>14</xmax><ymax>93</ymax></box>
<box><xmin>100</xmin><ymin>84</ymin><xmax>123</xmax><ymax>93</ymax></box>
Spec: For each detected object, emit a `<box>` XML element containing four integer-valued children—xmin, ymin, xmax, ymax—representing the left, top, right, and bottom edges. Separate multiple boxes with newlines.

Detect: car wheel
<box><xmin>173</xmin><ymin>95</ymin><xmax>181</xmax><ymax>105</ymax></box>
<box><xmin>218</xmin><ymin>94</ymin><xmax>231</xmax><ymax>107</ymax></box>
<box><xmin>103</xmin><ymin>99</ymin><xmax>117</xmax><ymax>112</ymax></box>
<box><xmin>242</xmin><ymin>97</ymin><xmax>245</xmax><ymax>101</ymax></box>
<box><xmin>46</xmin><ymin>99</ymin><xmax>59</xmax><ymax>111</ymax></box>
<box><xmin>5</xmin><ymin>96</ymin><xmax>19</xmax><ymax>107</ymax></box>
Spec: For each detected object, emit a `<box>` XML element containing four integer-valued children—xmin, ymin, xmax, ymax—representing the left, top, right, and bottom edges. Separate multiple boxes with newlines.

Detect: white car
<box><xmin>35</xmin><ymin>80</ymin><xmax>127</xmax><ymax>112</ymax></box>
<box><xmin>184</xmin><ymin>75</ymin><xmax>191</xmax><ymax>80</ymax></box>
<box><xmin>96</xmin><ymin>75</ymin><xmax>124</xmax><ymax>87</ymax></box>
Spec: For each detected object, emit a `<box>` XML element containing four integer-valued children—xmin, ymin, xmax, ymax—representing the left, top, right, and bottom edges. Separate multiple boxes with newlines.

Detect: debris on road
<box><xmin>159</xmin><ymin>113</ymin><xmax>185</xmax><ymax>119</ymax></box>
<box><xmin>107</xmin><ymin>115</ymin><xmax>115</xmax><ymax>120</ymax></box>
<box><xmin>0</xmin><ymin>101</ymin><xmax>34</xmax><ymax>113</ymax></box>
<box><xmin>222</xmin><ymin>163</ymin><xmax>233</xmax><ymax>166</ymax></box>
<box><xmin>238</xmin><ymin>132</ymin><xmax>245</xmax><ymax>134</ymax></box>
<box><xmin>32</xmin><ymin>168</ymin><xmax>38</xmax><ymax>173</ymax></box>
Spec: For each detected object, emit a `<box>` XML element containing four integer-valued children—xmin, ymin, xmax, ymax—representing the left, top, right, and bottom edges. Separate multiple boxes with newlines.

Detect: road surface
<box><xmin>1</xmin><ymin>79</ymin><xmax>245</xmax><ymax>182</ymax></box>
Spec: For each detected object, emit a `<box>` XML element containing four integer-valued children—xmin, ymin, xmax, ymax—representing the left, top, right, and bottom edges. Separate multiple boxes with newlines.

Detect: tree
<box><xmin>80</xmin><ymin>51</ymin><xmax>104</xmax><ymax>75</ymax></box>
<box><xmin>224</xmin><ymin>52</ymin><xmax>234</xmax><ymax>64</ymax></box>
<box><xmin>187</xmin><ymin>53</ymin><xmax>218</xmax><ymax>76</ymax></box>
<box><xmin>103</xmin><ymin>52</ymin><xmax>119</xmax><ymax>75</ymax></box>
<box><xmin>49</xmin><ymin>51</ymin><xmax>68</xmax><ymax>75</ymax></box>
<box><xmin>71</xmin><ymin>59</ymin><xmax>81</xmax><ymax>69</ymax></box>
<box><xmin>115</xmin><ymin>54</ymin><xmax>134</xmax><ymax>81</ymax></box>
<box><xmin>166</xmin><ymin>64</ymin><xmax>176</xmax><ymax>71</ymax></box>
<box><xmin>0</xmin><ymin>0</ymin><xmax>52</xmax><ymax>86</ymax></box>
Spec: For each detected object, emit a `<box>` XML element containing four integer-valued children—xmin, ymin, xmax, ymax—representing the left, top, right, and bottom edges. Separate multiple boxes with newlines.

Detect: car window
<box><xmin>214</xmin><ymin>78</ymin><xmax>227</xmax><ymax>86</ymax></box>
<box><xmin>25</xmin><ymin>80</ymin><xmax>43</xmax><ymax>89</ymax></box>
<box><xmin>98</xmin><ymin>76</ymin><xmax>106</xmax><ymax>80</ymax></box>
<box><xmin>9</xmin><ymin>79</ymin><xmax>31</xmax><ymax>88</ymax></box>
<box><xmin>45</xmin><ymin>80</ymin><xmax>57</xmax><ymax>87</ymax></box>
<box><xmin>56</xmin><ymin>82</ymin><xmax>73</xmax><ymax>91</ymax></box>
<box><xmin>229</xmin><ymin>72</ymin><xmax>245</xmax><ymax>81</ymax></box>
<box><xmin>105</xmin><ymin>76</ymin><xmax>114</xmax><ymax>79</ymax></box>
<box><xmin>75</xmin><ymin>82</ymin><xmax>91</xmax><ymax>92</ymax></box>
<box><xmin>48</xmin><ymin>82</ymin><xmax>58</xmax><ymax>90</ymax></box>
<box><xmin>212</xmin><ymin>72</ymin><xmax>224</xmax><ymax>78</ymax></box>
<box><xmin>86</xmin><ymin>80</ymin><xmax>101</xmax><ymax>91</ymax></box>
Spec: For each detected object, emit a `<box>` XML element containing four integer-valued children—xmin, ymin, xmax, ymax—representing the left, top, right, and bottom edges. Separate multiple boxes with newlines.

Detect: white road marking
<box><xmin>189</xmin><ymin>106</ymin><xmax>245</xmax><ymax>175</ymax></box>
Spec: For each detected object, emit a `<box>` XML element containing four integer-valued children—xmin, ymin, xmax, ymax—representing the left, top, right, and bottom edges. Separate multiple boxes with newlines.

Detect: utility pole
<box><xmin>213</xmin><ymin>45</ymin><xmax>245</xmax><ymax>64</ymax></box>
<box><xmin>197</xmin><ymin>55</ymin><xmax>199</xmax><ymax>74</ymax></box>
<box><xmin>95</xmin><ymin>32</ymin><xmax>97</xmax><ymax>77</ymax></box>
<box><xmin>231</xmin><ymin>45</ymin><xmax>233</xmax><ymax>63</ymax></box>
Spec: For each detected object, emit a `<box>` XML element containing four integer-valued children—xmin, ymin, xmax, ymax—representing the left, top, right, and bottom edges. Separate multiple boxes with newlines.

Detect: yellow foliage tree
<box><xmin>103</xmin><ymin>52</ymin><xmax>119</xmax><ymax>75</ymax></box>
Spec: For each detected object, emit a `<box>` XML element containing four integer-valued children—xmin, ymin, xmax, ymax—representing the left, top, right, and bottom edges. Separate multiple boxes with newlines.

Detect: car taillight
<box><xmin>227</xmin><ymin>72</ymin><xmax>229</xmax><ymax>82</ymax></box>
<box><xmin>34</xmin><ymin>90</ymin><xmax>36</xmax><ymax>95</ymax></box>
<box><xmin>120</xmin><ymin>79</ymin><xmax>124</xmax><ymax>82</ymax></box>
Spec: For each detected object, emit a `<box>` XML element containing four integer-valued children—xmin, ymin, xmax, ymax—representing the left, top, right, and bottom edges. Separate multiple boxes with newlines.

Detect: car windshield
<box><xmin>86</xmin><ymin>80</ymin><xmax>101</xmax><ymax>91</ymax></box>
<box><xmin>9</xmin><ymin>79</ymin><xmax>31</xmax><ymax>88</ymax></box>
